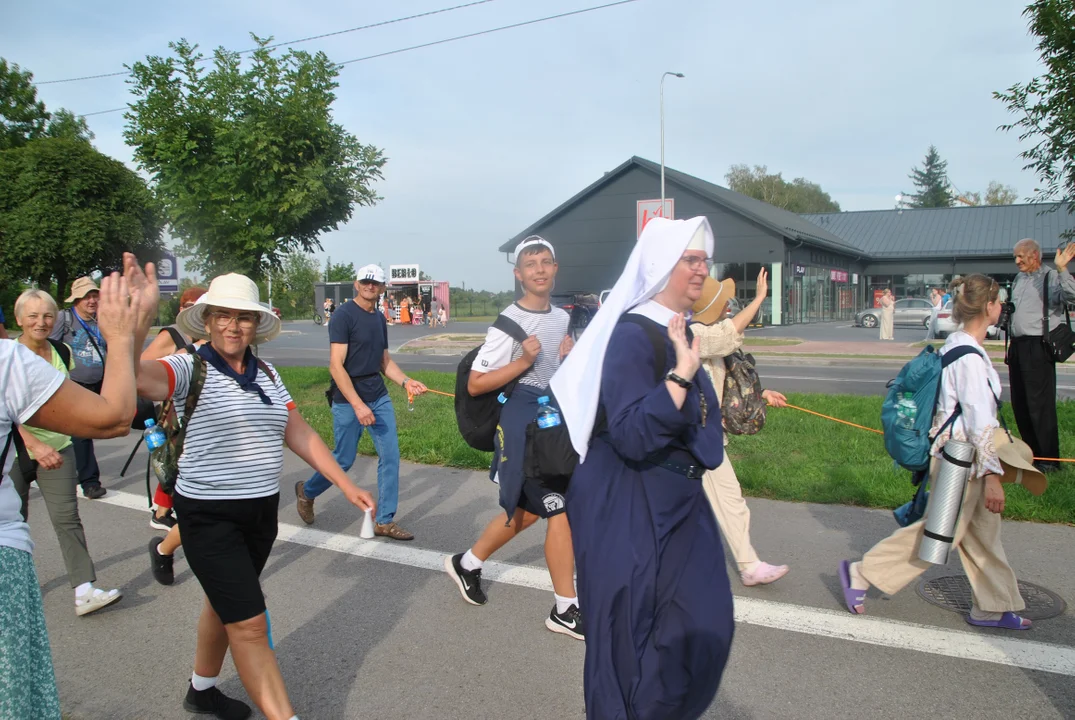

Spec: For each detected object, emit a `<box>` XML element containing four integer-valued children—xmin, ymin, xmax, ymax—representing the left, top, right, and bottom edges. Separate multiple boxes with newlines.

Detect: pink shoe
<box><xmin>740</xmin><ymin>561</ymin><xmax>789</xmax><ymax>587</ymax></box>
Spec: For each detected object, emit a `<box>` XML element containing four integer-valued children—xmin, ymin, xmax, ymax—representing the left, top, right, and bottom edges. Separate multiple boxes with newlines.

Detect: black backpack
<box><xmin>455</xmin><ymin>315</ymin><xmax>531</xmax><ymax>452</ymax></box>
<box><xmin>523</xmin><ymin>314</ymin><xmax>669</xmax><ymax>482</ymax></box>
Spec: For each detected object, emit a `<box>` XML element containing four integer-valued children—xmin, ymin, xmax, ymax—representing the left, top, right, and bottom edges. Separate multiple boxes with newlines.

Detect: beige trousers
<box><xmin>701</xmin><ymin>456</ymin><xmax>759</xmax><ymax>571</ymax></box>
<box><xmin>860</xmin><ymin>474</ymin><xmax>1024</xmax><ymax>613</ymax></box>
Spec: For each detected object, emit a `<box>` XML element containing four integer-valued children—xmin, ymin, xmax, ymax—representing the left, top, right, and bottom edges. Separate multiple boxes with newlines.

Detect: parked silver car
<box><xmin>855</xmin><ymin>298</ymin><xmax>934</xmax><ymax>329</ymax></box>
<box><xmin>933</xmin><ymin>300</ymin><xmax>1001</xmax><ymax>340</ymax></box>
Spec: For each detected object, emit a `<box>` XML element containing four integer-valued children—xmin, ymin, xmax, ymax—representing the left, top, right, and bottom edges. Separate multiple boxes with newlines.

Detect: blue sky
<box><xmin>3</xmin><ymin>0</ymin><xmax>1046</xmax><ymax>291</ymax></box>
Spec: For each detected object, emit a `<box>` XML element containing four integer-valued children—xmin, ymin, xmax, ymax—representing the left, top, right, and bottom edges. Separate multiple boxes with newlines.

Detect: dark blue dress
<box><xmin>567</xmin><ymin>319</ymin><xmax>734</xmax><ymax>720</ymax></box>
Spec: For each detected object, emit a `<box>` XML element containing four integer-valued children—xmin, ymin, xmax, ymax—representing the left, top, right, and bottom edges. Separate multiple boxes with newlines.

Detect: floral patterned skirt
<box><xmin>0</xmin><ymin>545</ymin><xmax>61</xmax><ymax>720</ymax></box>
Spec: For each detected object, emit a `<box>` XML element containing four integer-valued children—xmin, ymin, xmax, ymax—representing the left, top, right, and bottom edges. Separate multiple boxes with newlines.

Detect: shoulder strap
<box><xmin>164</xmin><ymin>326</ymin><xmax>187</xmax><ymax>351</ymax></box>
<box><xmin>932</xmin><ymin>344</ymin><xmax>995</xmax><ymax>441</ymax></box>
<box><xmin>492</xmin><ymin>314</ymin><xmax>529</xmax><ymax>344</ymax></box>
<box><xmin>1044</xmin><ymin>271</ymin><xmax>1050</xmax><ymax>332</ymax></box>
<box><xmin>175</xmin><ymin>355</ymin><xmax>208</xmax><ymax>456</ymax></box>
<box><xmin>256</xmin><ymin>359</ymin><xmax>277</xmax><ymax>384</ymax></box>
<box><xmin>940</xmin><ymin>344</ymin><xmax>983</xmax><ymax>368</ymax></box>
<box><xmin>10</xmin><ymin>427</ymin><xmax>34</xmax><ymax>479</ymax></box>
<box><xmin>0</xmin><ymin>431</ymin><xmax>12</xmax><ymax>487</ymax></box>
<box><xmin>619</xmin><ymin>314</ymin><xmax>668</xmax><ymax>383</ymax></box>
<box><xmin>46</xmin><ymin>338</ymin><xmax>71</xmax><ymax>369</ymax></box>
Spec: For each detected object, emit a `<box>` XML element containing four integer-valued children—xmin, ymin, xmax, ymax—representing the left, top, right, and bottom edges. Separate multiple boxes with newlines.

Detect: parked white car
<box><xmin>933</xmin><ymin>300</ymin><xmax>1001</xmax><ymax>340</ymax></box>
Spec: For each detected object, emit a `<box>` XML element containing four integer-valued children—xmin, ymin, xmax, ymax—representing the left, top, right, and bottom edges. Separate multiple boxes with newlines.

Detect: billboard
<box><xmin>636</xmin><ymin>199</ymin><xmax>674</xmax><ymax>238</ymax></box>
<box><xmin>158</xmin><ymin>251</ymin><xmax>179</xmax><ymax>293</ymax></box>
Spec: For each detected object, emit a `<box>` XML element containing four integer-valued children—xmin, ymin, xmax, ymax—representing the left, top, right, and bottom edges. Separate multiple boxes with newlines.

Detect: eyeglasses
<box><xmin>681</xmin><ymin>256</ymin><xmax>715</xmax><ymax>272</ymax></box>
<box><xmin>358</xmin><ymin>280</ymin><xmax>384</xmax><ymax>287</ymax></box>
<box><xmin>209</xmin><ymin>311</ymin><xmax>258</xmax><ymax>329</ymax></box>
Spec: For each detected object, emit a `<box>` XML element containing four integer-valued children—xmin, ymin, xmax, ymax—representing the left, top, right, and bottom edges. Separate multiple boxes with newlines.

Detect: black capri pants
<box><xmin>173</xmin><ymin>491</ymin><xmax>279</xmax><ymax>625</ymax></box>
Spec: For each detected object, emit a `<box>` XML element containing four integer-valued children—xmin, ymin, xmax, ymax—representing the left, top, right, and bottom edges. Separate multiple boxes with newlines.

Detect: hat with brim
<box><xmin>176</xmin><ymin>273</ymin><xmax>282</xmax><ymax>345</ymax></box>
<box><xmin>692</xmin><ymin>277</ymin><xmax>736</xmax><ymax>325</ymax></box>
<box><xmin>66</xmin><ymin>276</ymin><xmax>100</xmax><ymax>304</ymax></box>
<box><xmin>993</xmin><ymin>428</ymin><xmax>1048</xmax><ymax>496</ymax></box>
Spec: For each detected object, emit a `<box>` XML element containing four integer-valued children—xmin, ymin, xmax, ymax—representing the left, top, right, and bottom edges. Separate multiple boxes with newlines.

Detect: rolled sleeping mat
<box><xmin>918</xmin><ymin>439</ymin><xmax>975</xmax><ymax>565</ymax></box>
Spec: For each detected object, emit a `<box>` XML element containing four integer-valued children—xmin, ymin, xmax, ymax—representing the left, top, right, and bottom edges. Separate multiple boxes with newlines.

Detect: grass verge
<box><xmin>277</xmin><ymin>367</ymin><xmax>1075</xmax><ymax>524</ymax></box>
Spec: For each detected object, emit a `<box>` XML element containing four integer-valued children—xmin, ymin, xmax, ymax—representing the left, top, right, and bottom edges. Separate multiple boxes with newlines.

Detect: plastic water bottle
<box><xmin>143</xmin><ymin>418</ymin><xmax>166</xmax><ymax>450</ymax></box>
<box><xmin>896</xmin><ymin>393</ymin><xmax>917</xmax><ymax>430</ymax></box>
<box><xmin>536</xmin><ymin>396</ymin><xmax>562</xmax><ymax>429</ymax></box>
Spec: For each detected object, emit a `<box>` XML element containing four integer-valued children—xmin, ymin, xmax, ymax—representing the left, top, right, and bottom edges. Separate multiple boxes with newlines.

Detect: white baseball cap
<box><xmin>357</xmin><ymin>264</ymin><xmax>386</xmax><ymax>284</ymax></box>
<box><xmin>513</xmin><ymin>235</ymin><xmax>556</xmax><ymax>263</ymax></box>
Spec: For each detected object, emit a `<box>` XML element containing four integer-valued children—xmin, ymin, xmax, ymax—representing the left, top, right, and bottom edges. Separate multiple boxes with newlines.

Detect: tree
<box><xmin>0</xmin><ymin>59</ymin><xmax>49</xmax><ymax>150</ymax></box>
<box><xmin>269</xmin><ymin>252</ymin><xmax>320</xmax><ymax>318</ymax></box>
<box><xmin>0</xmin><ymin>59</ymin><xmax>93</xmax><ymax>149</ymax></box>
<box><xmin>0</xmin><ymin>137</ymin><xmax>164</xmax><ymax>296</ymax></box>
<box><xmin>45</xmin><ymin>109</ymin><xmax>94</xmax><ymax>143</ymax></box>
<box><xmin>985</xmin><ymin>181</ymin><xmax>1019</xmax><ymax>205</ymax></box>
<box><xmin>324</xmin><ymin>258</ymin><xmax>356</xmax><ymax>282</ymax></box>
<box><xmin>725</xmin><ymin>165</ymin><xmax>841</xmax><ymax>213</ymax></box>
<box><xmin>905</xmin><ymin>145</ymin><xmax>953</xmax><ymax>208</ymax></box>
<box><xmin>995</xmin><ymin>0</ymin><xmax>1075</xmax><ymax>229</ymax></box>
<box><xmin>125</xmin><ymin>36</ymin><xmax>388</xmax><ymax>279</ymax></box>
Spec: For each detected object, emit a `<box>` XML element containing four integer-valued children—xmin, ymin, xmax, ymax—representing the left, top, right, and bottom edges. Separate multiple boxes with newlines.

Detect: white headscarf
<box><xmin>549</xmin><ymin>216</ymin><xmax>714</xmax><ymax>462</ymax></box>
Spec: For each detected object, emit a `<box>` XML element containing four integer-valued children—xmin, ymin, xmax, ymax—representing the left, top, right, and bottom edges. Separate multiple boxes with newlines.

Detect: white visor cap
<box><xmin>357</xmin><ymin>264</ymin><xmax>386</xmax><ymax>283</ymax></box>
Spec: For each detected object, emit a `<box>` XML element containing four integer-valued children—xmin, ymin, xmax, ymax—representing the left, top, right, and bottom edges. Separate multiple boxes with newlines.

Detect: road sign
<box><xmin>637</xmin><ymin>199</ymin><xmax>674</xmax><ymax>237</ymax></box>
<box><xmin>158</xmin><ymin>251</ymin><xmax>179</xmax><ymax>293</ymax></box>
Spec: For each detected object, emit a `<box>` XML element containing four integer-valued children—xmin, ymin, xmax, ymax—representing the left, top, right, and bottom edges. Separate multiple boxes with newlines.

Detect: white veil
<box><xmin>549</xmin><ymin>216</ymin><xmax>714</xmax><ymax>462</ymax></box>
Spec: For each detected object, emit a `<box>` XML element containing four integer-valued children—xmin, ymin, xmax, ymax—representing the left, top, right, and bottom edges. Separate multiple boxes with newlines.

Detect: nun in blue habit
<box><xmin>550</xmin><ymin>216</ymin><xmax>734</xmax><ymax>720</ymax></box>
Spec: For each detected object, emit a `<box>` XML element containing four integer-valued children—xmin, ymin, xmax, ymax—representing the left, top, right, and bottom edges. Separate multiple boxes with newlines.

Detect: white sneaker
<box><xmin>75</xmin><ymin>587</ymin><xmax>122</xmax><ymax>617</ymax></box>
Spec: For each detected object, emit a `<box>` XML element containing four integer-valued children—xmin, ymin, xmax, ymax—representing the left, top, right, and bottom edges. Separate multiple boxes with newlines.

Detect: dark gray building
<box><xmin>499</xmin><ymin>156</ymin><xmax>1075</xmax><ymax>325</ymax></box>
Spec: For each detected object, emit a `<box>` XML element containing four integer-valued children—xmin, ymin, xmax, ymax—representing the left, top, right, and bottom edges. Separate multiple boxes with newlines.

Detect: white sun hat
<box><xmin>175</xmin><ymin>273</ymin><xmax>282</xmax><ymax>345</ymax></box>
<box><xmin>357</xmin><ymin>264</ymin><xmax>386</xmax><ymax>283</ymax></box>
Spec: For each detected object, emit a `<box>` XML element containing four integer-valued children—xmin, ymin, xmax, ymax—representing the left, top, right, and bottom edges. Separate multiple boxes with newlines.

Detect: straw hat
<box><xmin>691</xmin><ymin>277</ymin><xmax>736</xmax><ymax>325</ymax></box>
<box><xmin>66</xmin><ymin>277</ymin><xmax>100</xmax><ymax>304</ymax></box>
<box><xmin>993</xmin><ymin>428</ymin><xmax>1047</xmax><ymax>496</ymax></box>
<box><xmin>175</xmin><ymin>273</ymin><xmax>282</xmax><ymax>345</ymax></box>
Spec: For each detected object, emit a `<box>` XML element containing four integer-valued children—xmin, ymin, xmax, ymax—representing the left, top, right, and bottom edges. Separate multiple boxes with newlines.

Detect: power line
<box><xmin>74</xmin><ymin>0</ymin><xmax>640</xmax><ymax>119</ymax></box>
<box><xmin>337</xmin><ymin>0</ymin><xmax>638</xmax><ymax>66</ymax></box>
<box><xmin>37</xmin><ymin>0</ymin><xmax>501</xmax><ymax>85</ymax></box>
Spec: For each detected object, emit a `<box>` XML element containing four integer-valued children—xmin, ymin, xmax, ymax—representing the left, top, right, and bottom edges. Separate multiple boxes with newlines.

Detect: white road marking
<box><xmin>99</xmin><ymin>490</ymin><xmax>1075</xmax><ymax>677</ymax></box>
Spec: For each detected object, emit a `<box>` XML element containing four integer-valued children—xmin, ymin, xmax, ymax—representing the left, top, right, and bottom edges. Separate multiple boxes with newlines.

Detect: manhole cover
<box><xmin>917</xmin><ymin>576</ymin><xmax>1067</xmax><ymax>620</ymax></box>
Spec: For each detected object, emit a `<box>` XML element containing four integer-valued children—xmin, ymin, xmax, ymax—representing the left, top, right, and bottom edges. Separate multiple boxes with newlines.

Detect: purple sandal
<box><xmin>839</xmin><ymin>560</ymin><xmax>866</xmax><ymax>614</ymax></box>
<box><xmin>965</xmin><ymin>611</ymin><xmax>1032</xmax><ymax>631</ymax></box>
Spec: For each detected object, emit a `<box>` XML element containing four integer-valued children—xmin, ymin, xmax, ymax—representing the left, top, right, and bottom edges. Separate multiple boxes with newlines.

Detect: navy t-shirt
<box><xmin>329</xmin><ymin>300</ymin><xmax>389</xmax><ymax>404</ymax></box>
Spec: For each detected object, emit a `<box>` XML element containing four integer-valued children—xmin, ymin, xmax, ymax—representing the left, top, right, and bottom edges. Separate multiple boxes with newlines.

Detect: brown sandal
<box><xmin>374</xmin><ymin>522</ymin><xmax>414</xmax><ymax>541</ymax></box>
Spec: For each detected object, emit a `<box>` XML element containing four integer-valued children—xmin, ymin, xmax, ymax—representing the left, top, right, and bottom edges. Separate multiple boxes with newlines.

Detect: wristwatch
<box><xmin>665</xmin><ymin>371</ymin><xmax>693</xmax><ymax>389</ymax></box>
<box><xmin>401</xmin><ymin>377</ymin><xmax>411</xmax><ymax>389</ymax></box>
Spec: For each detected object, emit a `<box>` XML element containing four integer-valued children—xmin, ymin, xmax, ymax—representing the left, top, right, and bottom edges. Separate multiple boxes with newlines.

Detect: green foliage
<box><xmin>0</xmin><ymin>137</ymin><xmax>164</xmax><ymax>299</ymax></box>
<box><xmin>996</xmin><ymin>0</ymin><xmax>1075</xmax><ymax>233</ymax></box>
<box><xmin>985</xmin><ymin>181</ymin><xmax>1019</xmax><ymax>206</ymax></box>
<box><xmin>0</xmin><ymin>59</ymin><xmax>48</xmax><ymax>150</ymax></box>
<box><xmin>906</xmin><ymin>145</ymin><xmax>953</xmax><ymax>208</ymax></box>
<box><xmin>124</xmin><ymin>36</ymin><xmax>387</xmax><ymax>279</ymax></box>
<box><xmin>324</xmin><ymin>257</ymin><xmax>356</xmax><ymax>282</ymax></box>
<box><xmin>45</xmin><ymin>109</ymin><xmax>94</xmax><ymax>143</ymax></box>
<box><xmin>725</xmin><ymin>164</ymin><xmax>841</xmax><ymax>213</ymax></box>
<box><xmin>268</xmin><ymin>252</ymin><xmax>320</xmax><ymax>319</ymax></box>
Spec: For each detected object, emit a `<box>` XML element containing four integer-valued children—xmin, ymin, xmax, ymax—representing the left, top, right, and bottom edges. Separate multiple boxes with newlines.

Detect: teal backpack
<box><xmin>881</xmin><ymin>344</ymin><xmax>984</xmax><ymax>473</ymax></box>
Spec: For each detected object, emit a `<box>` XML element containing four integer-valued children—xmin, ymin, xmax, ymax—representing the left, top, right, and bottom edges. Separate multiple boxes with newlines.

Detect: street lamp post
<box><xmin>660</xmin><ymin>71</ymin><xmax>685</xmax><ymax>208</ymax></box>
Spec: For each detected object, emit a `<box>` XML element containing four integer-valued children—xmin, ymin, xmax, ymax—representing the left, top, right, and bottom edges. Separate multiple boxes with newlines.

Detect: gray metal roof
<box><xmin>499</xmin><ymin>156</ymin><xmax>861</xmax><ymax>256</ymax></box>
<box><xmin>803</xmin><ymin>203</ymin><xmax>1075</xmax><ymax>259</ymax></box>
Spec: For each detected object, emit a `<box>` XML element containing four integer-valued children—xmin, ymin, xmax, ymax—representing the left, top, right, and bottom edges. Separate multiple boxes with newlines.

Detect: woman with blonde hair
<box><xmin>879</xmin><ymin>288</ymin><xmax>895</xmax><ymax>340</ymax></box>
<box><xmin>840</xmin><ymin>274</ymin><xmax>1041</xmax><ymax>630</ymax></box>
<box><xmin>10</xmin><ymin>289</ymin><xmax>123</xmax><ymax>616</ymax></box>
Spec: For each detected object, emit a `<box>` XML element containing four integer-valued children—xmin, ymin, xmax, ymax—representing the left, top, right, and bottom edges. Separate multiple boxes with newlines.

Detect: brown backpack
<box><xmin>722</xmin><ymin>350</ymin><xmax>767</xmax><ymax>435</ymax></box>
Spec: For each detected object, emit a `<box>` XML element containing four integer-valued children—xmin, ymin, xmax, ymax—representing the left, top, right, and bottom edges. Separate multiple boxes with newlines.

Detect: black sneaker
<box><xmin>444</xmin><ymin>553</ymin><xmax>487</xmax><ymax>606</ymax></box>
<box><xmin>183</xmin><ymin>683</ymin><xmax>252</xmax><ymax>720</ymax></box>
<box><xmin>83</xmin><ymin>484</ymin><xmax>106</xmax><ymax>499</ymax></box>
<box><xmin>149</xmin><ymin>537</ymin><xmax>175</xmax><ymax>586</ymax></box>
<box><xmin>546</xmin><ymin>604</ymin><xmax>584</xmax><ymax>640</ymax></box>
<box><xmin>1035</xmin><ymin>461</ymin><xmax>1061</xmax><ymax>474</ymax></box>
<box><xmin>150</xmin><ymin>508</ymin><xmax>177</xmax><ymax>531</ymax></box>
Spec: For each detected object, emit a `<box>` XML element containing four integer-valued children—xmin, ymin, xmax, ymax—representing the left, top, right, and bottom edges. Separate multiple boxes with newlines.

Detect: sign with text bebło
<box><xmin>389</xmin><ymin>265</ymin><xmax>420</xmax><ymax>284</ymax></box>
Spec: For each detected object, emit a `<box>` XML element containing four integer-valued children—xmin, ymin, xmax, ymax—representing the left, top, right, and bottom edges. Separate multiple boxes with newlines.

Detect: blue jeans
<box><xmin>303</xmin><ymin>394</ymin><xmax>401</xmax><ymax>525</ymax></box>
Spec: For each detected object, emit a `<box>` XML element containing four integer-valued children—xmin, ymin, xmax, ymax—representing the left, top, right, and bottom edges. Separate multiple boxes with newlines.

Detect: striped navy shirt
<box><xmin>472</xmin><ymin>303</ymin><xmax>570</xmax><ymax>389</ymax></box>
<box><xmin>160</xmin><ymin>354</ymin><xmax>295</xmax><ymax>500</ymax></box>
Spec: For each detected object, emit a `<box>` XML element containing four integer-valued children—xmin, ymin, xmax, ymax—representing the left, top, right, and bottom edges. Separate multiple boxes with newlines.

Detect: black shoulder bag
<box><xmin>1043</xmin><ymin>272</ymin><xmax>1075</xmax><ymax>363</ymax></box>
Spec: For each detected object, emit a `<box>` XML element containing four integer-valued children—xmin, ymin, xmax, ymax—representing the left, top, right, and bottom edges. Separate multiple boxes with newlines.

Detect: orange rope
<box><xmin>784</xmin><ymin>404</ymin><xmax>884</xmax><ymax>435</ymax></box>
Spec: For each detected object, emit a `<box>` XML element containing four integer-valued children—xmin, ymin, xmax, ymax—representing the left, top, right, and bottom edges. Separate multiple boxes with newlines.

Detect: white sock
<box><xmin>554</xmin><ymin>593</ymin><xmax>578</xmax><ymax>614</ymax></box>
<box><xmin>191</xmin><ymin>673</ymin><xmax>217</xmax><ymax>692</ymax></box>
<box><xmin>849</xmin><ymin>562</ymin><xmax>870</xmax><ymax>592</ymax></box>
<box><xmin>461</xmin><ymin>550</ymin><xmax>483</xmax><ymax>572</ymax></box>
<box><xmin>75</xmin><ymin>582</ymin><xmax>93</xmax><ymax>598</ymax></box>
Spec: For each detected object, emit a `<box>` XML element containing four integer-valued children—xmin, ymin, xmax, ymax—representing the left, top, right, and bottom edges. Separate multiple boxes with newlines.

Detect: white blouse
<box><xmin>929</xmin><ymin>332</ymin><xmax>1004</xmax><ymax>478</ymax></box>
